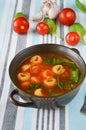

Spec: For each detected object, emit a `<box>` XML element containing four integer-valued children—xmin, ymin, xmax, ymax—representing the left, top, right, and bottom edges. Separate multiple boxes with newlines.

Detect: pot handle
<box><xmin>9</xmin><ymin>89</ymin><xmax>36</xmax><ymax>107</ymax></box>
<box><xmin>71</xmin><ymin>48</ymin><xmax>80</xmax><ymax>55</ymax></box>
<box><xmin>71</xmin><ymin>48</ymin><xmax>86</xmax><ymax>67</ymax></box>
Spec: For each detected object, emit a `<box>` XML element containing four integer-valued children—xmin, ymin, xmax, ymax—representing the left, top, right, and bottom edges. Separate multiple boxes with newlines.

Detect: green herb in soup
<box><xmin>16</xmin><ymin>53</ymin><xmax>80</xmax><ymax>97</ymax></box>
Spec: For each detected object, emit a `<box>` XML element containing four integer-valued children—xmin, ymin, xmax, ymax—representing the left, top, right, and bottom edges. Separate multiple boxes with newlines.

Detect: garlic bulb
<box><xmin>32</xmin><ymin>0</ymin><xmax>59</xmax><ymax>21</ymax></box>
<box><xmin>41</xmin><ymin>1</ymin><xmax>59</xmax><ymax>19</ymax></box>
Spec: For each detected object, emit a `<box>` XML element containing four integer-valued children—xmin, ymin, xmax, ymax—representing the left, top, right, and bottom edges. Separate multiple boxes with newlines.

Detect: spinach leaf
<box><xmin>48</xmin><ymin>90</ymin><xmax>60</xmax><ymax>96</ymax></box>
<box><xmin>69</xmin><ymin>23</ymin><xmax>86</xmax><ymax>45</ymax></box>
<box><xmin>29</xmin><ymin>84</ymin><xmax>42</xmax><ymax>89</ymax></box>
<box><xmin>55</xmin><ymin>81</ymin><xmax>64</xmax><ymax>89</ymax></box>
<box><xmin>63</xmin><ymin>62</ymin><xmax>77</xmax><ymax>69</ymax></box>
<box><xmin>44</xmin><ymin>57</ymin><xmax>75</xmax><ymax>68</ymax></box>
<box><xmin>53</xmin><ymin>58</ymin><xmax>63</xmax><ymax>64</ymax></box>
<box><xmin>70</xmin><ymin>68</ymin><xmax>80</xmax><ymax>83</ymax></box>
<box><xmin>44</xmin><ymin>57</ymin><xmax>53</xmax><ymax>64</ymax></box>
<box><xmin>43</xmin><ymin>18</ymin><xmax>57</xmax><ymax>35</ymax></box>
<box><xmin>44</xmin><ymin>57</ymin><xmax>63</xmax><ymax>65</ymax></box>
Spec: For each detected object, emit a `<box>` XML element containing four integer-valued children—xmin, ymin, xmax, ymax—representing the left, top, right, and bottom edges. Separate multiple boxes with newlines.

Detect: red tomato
<box><xmin>36</xmin><ymin>22</ymin><xmax>49</xmax><ymax>35</ymax></box>
<box><xmin>65</xmin><ymin>32</ymin><xmax>80</xmax><ymax>45</ymax></box>
<box><xmin>12</xmin><ymin>17</ymin><xmax>29</xmax><ymax>34</ymax></box>
<box><xmin>58</xmin><ymin>8</ymin><xmax>76</xmax><ymax>26</ymax></box>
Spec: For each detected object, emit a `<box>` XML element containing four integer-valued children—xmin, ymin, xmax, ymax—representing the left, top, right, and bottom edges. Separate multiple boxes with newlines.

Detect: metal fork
<box><xmin>80</xmin><ymin>95</ymin><xmax>86</xmax><ymax>114</ymax></box>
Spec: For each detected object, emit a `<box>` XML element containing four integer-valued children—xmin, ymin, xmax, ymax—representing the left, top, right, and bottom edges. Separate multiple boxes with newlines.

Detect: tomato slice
<box><xmin>36</xmin><ymin>22</ymin><xmax>49</xmax><ymax>35</ymax></box>
<box><xmin>65</xmin><ymin>32</ymin><xmax>80</xmax><ymax>45</ymax></box>
<box><xmin>12</xmin><ymin>17</ymin><xmax>29</xmax><ymax>34</ymax></box>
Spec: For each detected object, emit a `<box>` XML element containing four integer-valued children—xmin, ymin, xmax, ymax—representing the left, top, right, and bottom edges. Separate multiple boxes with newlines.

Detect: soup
<box><xmin>16</xmin><ymin>53</ymin><xmax>80</xmax><ymax>97</ymax></box>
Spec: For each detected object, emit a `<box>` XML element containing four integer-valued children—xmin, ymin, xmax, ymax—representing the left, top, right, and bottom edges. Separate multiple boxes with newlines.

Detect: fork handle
<box><xmin>80</xmin><ymin>96</ymin><xmax>86</xmax><ymax>114</ymax></box>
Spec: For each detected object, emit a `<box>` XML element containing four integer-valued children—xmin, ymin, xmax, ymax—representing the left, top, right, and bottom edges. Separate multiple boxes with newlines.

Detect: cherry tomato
<box><xmin>58</xmin><ymin>8</ymin><xmax>76</xmax><ymax>26</ymax></box>
<box><xmin>36</xmin><ymin>22</ymin><xmax>49</xmax><ymax>35</ymax></box>
<box><xmin>12</xmin><ymin>17</ymin><xmax>29</xmax><ymax>34</ymax></box>
<box><xmin>65</xmin><ymin>32</ymin><xmax>80</xmax><ymax>45</ymax></box>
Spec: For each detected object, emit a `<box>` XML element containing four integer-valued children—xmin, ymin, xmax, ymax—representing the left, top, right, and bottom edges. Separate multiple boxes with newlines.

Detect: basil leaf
<box><xmin>69</xmin><ymin>23</ymin><xmax>86</xmax><ymax>45</ymax></box>
<box><xmin>14</xmin><ymin>12</ymin><xmax>25</xmax><ymax>19</ymax></box>
<box><xmin>43</xmin><ymin>18</ymin><xmax>57</xmax><ymax>35</ymax></box>
<box><xmin>75</xmin><ymin>0</ymin><xmax>86</xmax><ymax>12</ymax></box>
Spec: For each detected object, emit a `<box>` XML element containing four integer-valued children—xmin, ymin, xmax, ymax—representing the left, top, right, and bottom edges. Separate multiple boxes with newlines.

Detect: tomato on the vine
<box><xmin>65</xmin><ymin>32</ymin><xmax>80</xmax><ymax>45</ymax></box>
<box><xmin>36</xmin><ymin>22</ymin><xmax>49</xmax><ymax>35</ymax></box>
<box><xmin>12</xmin><ymin>17</ymin><xmax>29</xmax><ymax>34</ymax></box>
<box><xmin>58</xmin><ymin>8</ymin><xmax>76</xmax><ymax>26</ymax></box>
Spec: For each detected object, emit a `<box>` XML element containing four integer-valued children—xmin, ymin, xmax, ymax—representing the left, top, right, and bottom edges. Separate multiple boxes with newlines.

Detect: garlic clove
<box><xmin>41</xmin><ymin>5</ymin><xmax>50</xmax><ymax>16</ymax></box>
<box><xmin>31</xmin><ymin>12</ymin><xmax>43</xmax><ymax>22</ymax></box>
<box><xmin>48</xmin><ymin>8</ymin><xmax>58</xmax><ymax>19</ymax></box>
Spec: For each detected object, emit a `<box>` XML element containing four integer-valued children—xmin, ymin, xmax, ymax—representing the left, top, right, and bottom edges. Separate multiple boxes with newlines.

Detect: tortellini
<box><xmin>52</xmin><ymin>65</ymin><xmax>65</xmax><ymax>75</ymax></box>
<box><xmin>17</xmin><ymin>72</ymin><xmax>30</xmax><ymax>82</ymax></box>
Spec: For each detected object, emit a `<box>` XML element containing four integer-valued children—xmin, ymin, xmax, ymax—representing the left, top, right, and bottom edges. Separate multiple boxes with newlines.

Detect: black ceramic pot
<box><xmin>9</xmin><ymin>44</ymin><xmax>86</xmax><ymax>108</ymax></box>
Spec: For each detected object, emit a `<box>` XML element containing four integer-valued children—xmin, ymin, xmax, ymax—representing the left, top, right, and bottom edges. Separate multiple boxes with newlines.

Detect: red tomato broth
<box><xmin>16</xmin><ymin>53</ymin><xmax>80</xmax><ymax>97</ymax></box>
